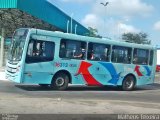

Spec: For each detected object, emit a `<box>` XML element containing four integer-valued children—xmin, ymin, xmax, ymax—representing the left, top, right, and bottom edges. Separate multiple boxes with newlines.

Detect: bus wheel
<box><xmin>122</xmin><ymin>75</ymin><xmax>136</xmax><ymax>91</ymax></box>
<box><xmin>51</xmin><ymin>72</ymin><xmax>69</xmax><ymax>90</ymax></box>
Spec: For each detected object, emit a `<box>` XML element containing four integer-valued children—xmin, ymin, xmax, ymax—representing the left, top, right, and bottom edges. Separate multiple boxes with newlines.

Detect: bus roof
<box><xmin>21</xmin><ymin>28</ymin><xmax>155</xmax><ymax>50</ymax></box>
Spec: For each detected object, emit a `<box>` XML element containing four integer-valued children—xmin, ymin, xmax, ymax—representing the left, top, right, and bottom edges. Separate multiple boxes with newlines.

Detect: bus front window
<box><xmin>8</xmin><ymin>29</ymin><xmax>28</xmax><ymax>62</ymax></box>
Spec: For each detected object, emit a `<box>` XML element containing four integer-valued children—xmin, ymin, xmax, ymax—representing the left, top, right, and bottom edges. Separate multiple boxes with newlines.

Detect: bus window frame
<box><xmin>132</xmin><ymin>48</ymin><xmax>149</xmax><ymax>65</ymax></box>
<box><xmin>87</xmin><ymin>42</ymin><xmax>111</xmax><ymax>62</ymax></box>
<box><xmin>149</xmin><ymin>50</ymin><xmax>154</xmax><ymax>66</ymax></box>
<box><xmin>111</xmin><ymin>45</ymin><xmax>132</xmax><ymax>64</ymax></box>
<box><xmin>59</xmin><ymin>39</ymin><xmax>87</xmax><ymax>60</ymax></box>
<box><xmin>25</xmin><ymin>38</ymin><xmax>55</xmax><ymax>64</ymax></box>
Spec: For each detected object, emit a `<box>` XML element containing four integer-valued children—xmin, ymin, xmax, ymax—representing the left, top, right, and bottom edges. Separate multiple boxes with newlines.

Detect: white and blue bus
<box><xmin>6</xmin><ymin>28</ymin><xmax>157</xmax><ymax>91</ymax></box>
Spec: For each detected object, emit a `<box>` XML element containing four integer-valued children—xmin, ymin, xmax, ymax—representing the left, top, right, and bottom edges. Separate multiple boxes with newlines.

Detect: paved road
<box><xmin>0</xmin><ymin>73</ymin><xmax>159</xmax><ymax>114</ymax></box>
<box><xmin>1</xmin><ymin>73</ymin><xmax>160</xmax><ymax>102</ymax></box>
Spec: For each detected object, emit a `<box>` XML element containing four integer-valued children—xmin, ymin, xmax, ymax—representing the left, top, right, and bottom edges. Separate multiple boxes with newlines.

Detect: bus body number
<box><xmin>55</xmin><ymin>62</ymin><xmax>68</xmax><ymax>67</ymax></box>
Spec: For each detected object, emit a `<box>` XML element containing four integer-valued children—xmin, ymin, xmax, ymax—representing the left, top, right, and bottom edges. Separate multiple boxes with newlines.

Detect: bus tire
<box><xmin>122</xmin><ymin>75</ymin><xmax>136</xmax><ymax>91</ymax></box>
<box><xmin>51</xmin><ymin>72</ymin><xmax>69</xmax><ymax>90</ymax></box>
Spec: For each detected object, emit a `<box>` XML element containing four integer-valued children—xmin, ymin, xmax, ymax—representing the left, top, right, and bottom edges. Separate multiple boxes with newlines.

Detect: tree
<box><xmin>0</xmin><ymin>9</ymin><xmax>58</xmax><ymax>37</ymax></box>
<box><xmin>86</xmin><ymin>27</ymin><xmax>102</xmax><ymax>38</ymax></box>
<box><xmin>122</xmin><ymin>32</ymin><xmax>151</xmax><ymax>44</ymax></box>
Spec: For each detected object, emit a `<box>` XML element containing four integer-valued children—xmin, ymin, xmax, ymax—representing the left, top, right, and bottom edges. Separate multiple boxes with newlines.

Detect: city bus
<box><xmin>6</xmin><ymin>28</ymin><xmax>157</xmax><ymax>91</ymax></box>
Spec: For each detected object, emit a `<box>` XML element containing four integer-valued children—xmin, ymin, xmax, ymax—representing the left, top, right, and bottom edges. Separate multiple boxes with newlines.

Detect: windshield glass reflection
<box><xmin>8</xmin><ymin>29</ymin><xmax>28</xmax><ymax>62</ymax></box>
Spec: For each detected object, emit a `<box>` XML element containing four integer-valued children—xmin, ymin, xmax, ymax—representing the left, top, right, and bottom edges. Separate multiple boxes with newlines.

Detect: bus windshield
<box><xmin>8</xmin><ymin>29</ymin><xmax>28</xmax><ymax>62</ymax></box>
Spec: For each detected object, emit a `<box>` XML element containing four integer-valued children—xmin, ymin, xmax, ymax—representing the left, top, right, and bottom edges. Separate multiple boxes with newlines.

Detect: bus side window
<box><xmin>149</xmin><ymin>50</ymin><xmax>154</xmax><ymax>66</ymax></box>
<box><xmin>87</xmin><ymin>42</ymin><xmax>110</xmax><ymax>62</ymax></box>
<box><xmin>27</xmin><ymin>40</ymin><xmax>34</xmax><ymax>56</ymax></box>
<box><xmin>111</xmin><ymin>46</ymin><xmax>132</xmax><ymax>64</ymax></box>
<box><xmin>26</xmin><ymin>39</ymin><xmax>55</xmax><ymax>63</ymax></box>
<box><xmin>87</xmin><ymin>43</ymin><xmax>93</xmax><ymax>60</ymax></box>
<box><xmin>59</xmin><ymin>39</ymin><xmax>86</xmax><ymax>60</ymax></box>
<box><xmin>133</xmin><ymin>48</ymin><xmax>149</xmax><ymax>65</ymax></box>
<box><xmin>59</xmin><ymin>42</ymin><xmax>66</xmax><ymax>58</ymax></box>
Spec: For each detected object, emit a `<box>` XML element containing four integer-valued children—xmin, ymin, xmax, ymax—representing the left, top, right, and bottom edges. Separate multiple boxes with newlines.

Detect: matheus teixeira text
<box><xmin>118</xmin><ymin>114</ymin><xmax>160</xmax><ymax>120</ymax></box>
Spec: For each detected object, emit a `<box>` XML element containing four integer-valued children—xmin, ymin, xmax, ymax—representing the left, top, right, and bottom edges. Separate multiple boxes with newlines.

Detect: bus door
<box><xmin>23</xmin><ymin>36</ymin><xmax>56</xmax><ymax>84</ymax></box>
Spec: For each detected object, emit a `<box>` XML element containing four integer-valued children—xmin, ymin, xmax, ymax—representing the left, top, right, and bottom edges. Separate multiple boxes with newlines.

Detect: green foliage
<box><xmin>0</xmin><ymin>9</ymin><xmax>57</xmax><ymax>37</ymax></box>
<box><xmin>122</xmin><ymin>32</ymin><xmax>151</xmax><ymax>44</ymax></box>
<box><xmin>86</xmin><ymin>27</ymin><xmax>102</xmax><ymax>38</ymax></box>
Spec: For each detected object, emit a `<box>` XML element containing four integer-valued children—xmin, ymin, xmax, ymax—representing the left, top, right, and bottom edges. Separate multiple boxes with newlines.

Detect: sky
<box><xmin>48</xmin><ymin>0</ymin><xmax>160</xmax><ymax>45</ymax></box>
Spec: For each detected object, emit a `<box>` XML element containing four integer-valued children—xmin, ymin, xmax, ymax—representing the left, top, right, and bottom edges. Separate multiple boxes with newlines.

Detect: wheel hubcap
<box><xmin>55</xmin><ymin>77</ymin><xmax>65</xmax><ymax>87</ymax></box>
<box><xmin>125</xmin><ymin>79</ymin><xmax>133</xmax><ymax>89</ymax></box>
